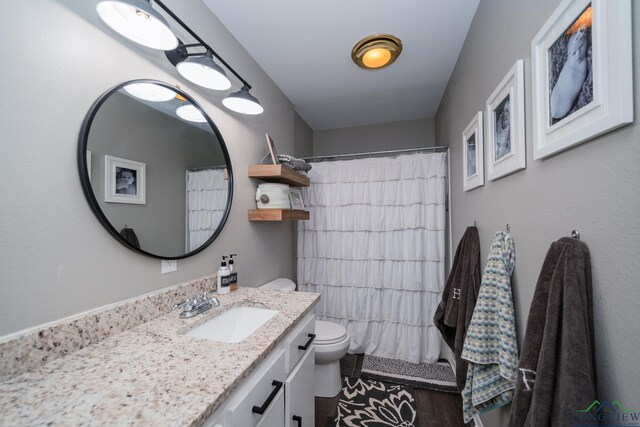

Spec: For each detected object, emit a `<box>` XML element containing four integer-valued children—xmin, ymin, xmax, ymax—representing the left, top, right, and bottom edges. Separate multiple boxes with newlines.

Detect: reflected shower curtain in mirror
<box><xmin>186</xmin><ymin>169</ymin><xmax>228</xmax><ymax>252</ymax></box>
<box><xmin>297</xmin><ymin>152</ymin><xmax>447</xmax><ymax>363</ymax></box>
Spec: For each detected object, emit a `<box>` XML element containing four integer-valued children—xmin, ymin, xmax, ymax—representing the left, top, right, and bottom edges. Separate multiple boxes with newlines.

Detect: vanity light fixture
<box><xmin>96</xmin><ymin>0</ymin><xmax>178</xmax><ymax>51</ymax></box>
<box><xmin>176</xmin><ymin>51</ymin><xmax>232</xmax><ymax>91</ymax></box>
<box><xmin>176</xmin><ymin>104</ymin><xmax>207</xmax><ymax>123</ymax></box>
<box><xmin>351</xmin><ymin>34</ymin><xmax>403</xmax><ymax>70</ymax></box>
<box><xmin>97</xmin><ymin>0</ymin><xmax>263</xmax><ymax>115</ymax></box>
<box><xmin>123</xmin><ymin>82</ymin><xmax>176</xmax><ymax>102</ymax></box>
<box><xmin>222</xmin><ymin>86</ymin><xmax>264</xmax><ymax>115</ymax></box>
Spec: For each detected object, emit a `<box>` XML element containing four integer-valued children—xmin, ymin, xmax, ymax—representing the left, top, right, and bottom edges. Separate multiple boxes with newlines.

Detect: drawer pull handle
<box><xmin>298</xmin><ymin>333</ymin><xmax>316</xmax><ymax>351</ymax></box>
<box><xmin>251</xmin><ymin>380</ymin><xmax>283</xmax><ymax>415</ymax></box>
<box><xmin>292</xmin><ymin>415</ymin><xmax>302</xmax><ymax>426</ymax></box>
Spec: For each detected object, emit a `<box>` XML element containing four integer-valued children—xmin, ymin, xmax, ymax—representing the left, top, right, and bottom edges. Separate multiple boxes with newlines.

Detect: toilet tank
<box><xmin>260</xmin><ymin>278</ymin><xmax>296</xmax><ymax>292</ymax></box>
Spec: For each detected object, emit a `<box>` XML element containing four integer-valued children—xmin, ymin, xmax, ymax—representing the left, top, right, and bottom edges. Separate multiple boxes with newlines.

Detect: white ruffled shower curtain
<box><xmin>297</xmin><ymin>152</ymin><xmax>447</xmax><ymax>363</ymax></box>
<box><xmin>186</xmin><ymin>169</ymin><xmax>228</xmax><ymax>252</ymax></box>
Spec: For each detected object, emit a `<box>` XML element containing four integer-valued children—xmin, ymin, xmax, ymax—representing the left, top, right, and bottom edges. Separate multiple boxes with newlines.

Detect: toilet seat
<box><xmin>315</xmin><ymin>320</ymin><xmax>348</xmax><ymax>345</ymax></box>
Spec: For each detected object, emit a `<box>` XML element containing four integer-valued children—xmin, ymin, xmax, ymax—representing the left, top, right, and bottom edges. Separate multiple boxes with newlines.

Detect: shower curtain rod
<box><xmin>301</xmin><ymin>145</ymin><xmax>449</xmax><ymax>163</ymax></box>
<box><xmin>186</xmin><ymin>165</ymin><xmax>227</xmax><ymax>171</ymax></box>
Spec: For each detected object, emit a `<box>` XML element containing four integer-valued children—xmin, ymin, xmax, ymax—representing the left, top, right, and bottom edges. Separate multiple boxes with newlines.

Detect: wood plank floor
<box><xmin>315</xmin><ymin>354</ymin><xmax>468</xmax><ymax>427</ymax></box>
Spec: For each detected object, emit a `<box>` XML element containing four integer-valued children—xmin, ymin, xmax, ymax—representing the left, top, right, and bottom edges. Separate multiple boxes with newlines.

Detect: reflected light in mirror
<box><xmin>176</xmin><ymin>104</ymin><xmax>207</xmax><ymax>123</ymax></box>
<box><xmin>123</xmin><ymin>82</ymin><xmax>176</xmax><ymax>102</ymax></box>
<box><xmin>96</xmin><ymin>0</ymin><xmax>178</xmax><ymax>51</ymax></box>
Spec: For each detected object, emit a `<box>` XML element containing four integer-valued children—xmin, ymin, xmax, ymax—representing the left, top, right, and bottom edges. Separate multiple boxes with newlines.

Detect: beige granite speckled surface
<box><xmin>0</xmin><ymin>275</ymin><xmax>217</xmax><ymax>382</ymax></box>
<box><xmin>0</xmin><ymin>287</ymin><xmax>319</xmax><ymax>426</ymax></box>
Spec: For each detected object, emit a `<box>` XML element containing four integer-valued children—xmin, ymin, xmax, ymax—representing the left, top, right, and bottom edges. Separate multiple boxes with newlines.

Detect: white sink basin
<box><xmin>186</xmin><ymin>306</ymin><xmax>278</xmax><ymax>343</ymax></box>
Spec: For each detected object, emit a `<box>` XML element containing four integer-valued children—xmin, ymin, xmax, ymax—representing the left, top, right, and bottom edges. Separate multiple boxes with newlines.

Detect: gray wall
<box><xmin>313</xmin><ymin>117</ymin><xmax>436</xmax><ymax>156</ymax></box>
<box><xmin>293</xmin><ymin>112</ymin><xmax>313</xmax><ymax>158</ymax></box>
<box><xmin>0</xmin><ymin>0</ymin><xmax>297</xmax><ymax>336</ymax></box>
<box><xmin>90</xmin><ymin>92</ymin><xmax>223</xmax><ymax>256</ymax></box>
<box><xmin>435</xmin><ymin>0</ymin><xmax>640</xmax><ymax>424</ymax></box>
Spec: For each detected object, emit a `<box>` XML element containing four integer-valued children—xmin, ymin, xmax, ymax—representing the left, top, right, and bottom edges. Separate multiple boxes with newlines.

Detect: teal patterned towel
<box><xmin>461</xmin><ymin>231</ymin><xmax>518</xmax><ymax>423</ymax></box>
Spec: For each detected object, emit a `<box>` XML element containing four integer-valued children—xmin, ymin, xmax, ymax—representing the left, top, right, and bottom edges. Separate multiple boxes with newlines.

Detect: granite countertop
<box><xmin>0</xmin><ymin>287</ymin><xmax>319</xmax><ymax>426</ymax></box>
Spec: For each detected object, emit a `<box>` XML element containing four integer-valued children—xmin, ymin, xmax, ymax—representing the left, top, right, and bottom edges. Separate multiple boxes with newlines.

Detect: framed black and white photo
<box><xmin>104</xmin><ymin>155</ymin><xmax>146</xmax><ymax>204</ymax></box>
<box><xmin>531</xmin><ymin>0</ymin><xmax>632</xmax><ymax>159</ymax></box>
<box><xmin>462</xmin><ymin>112</ymin><xmax>484</xmax><ymax>192</ymax></box>
<box><xmin>289</xmin><ymin>187</ymin><xmax>305</xmax><ymax>210</ymax></box>
<box><xmin>486</xmin><ymin>60</ymin><xmax>526</xmax><ymax>181</ymax></box>
<box><xmin>265</xmin><ymin>133</ymin><xmax>279</xmax><ymax>164</ymax></box>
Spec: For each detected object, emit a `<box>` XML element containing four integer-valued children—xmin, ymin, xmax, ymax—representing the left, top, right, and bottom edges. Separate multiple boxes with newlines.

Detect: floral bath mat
<box><xmin>331</xmin><ymin>377</ymin><xmax>417</xmax><ymax>427</ymax></box>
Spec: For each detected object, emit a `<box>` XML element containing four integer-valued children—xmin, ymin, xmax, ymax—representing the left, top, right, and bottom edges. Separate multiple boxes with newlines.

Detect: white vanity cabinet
<box><xmin>203</xmin><ymin>313</ymin><xmax>316</xmax><ymax>427</ymax></box>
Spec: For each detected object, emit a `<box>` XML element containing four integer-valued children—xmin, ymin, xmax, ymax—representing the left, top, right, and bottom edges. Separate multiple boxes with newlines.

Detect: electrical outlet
<box><xmin>161</xmin><ymin>259</ymin><xmax>177</xmax><ymax>274</ymax></box>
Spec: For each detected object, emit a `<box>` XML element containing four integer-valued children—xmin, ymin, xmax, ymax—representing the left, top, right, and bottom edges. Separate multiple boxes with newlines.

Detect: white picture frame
<box><xmin>289</xmin><ymin>187</ymin><xmax>305</xmax><ymax>210</ymax></box>
<box><xmin>104</xmin><ymin>155</ymin><xmax>146</xmax><ymax>204</ymax></box>
<box><xmin>531</xmin><ymin>0</ymin><xmax>633</xmax><ymax>160</ymax></box>
<box><xmin>486</xmin><ymin>59</ymin><xmax>526</xmax><ymax>181</ymax></box>
<box><xmin>462</xmin><ymin>112</ymin><xmax>484</xmax><ymax>192</ymax></box>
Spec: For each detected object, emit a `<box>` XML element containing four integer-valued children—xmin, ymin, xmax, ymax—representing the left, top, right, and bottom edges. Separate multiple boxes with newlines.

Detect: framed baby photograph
<box><xmin>531</xmin><ymin>0</ymin><xmax>633</xmax><ymax>160</ymax></box>
<box><xmin>486</xmin><ymin>60</ymin><xmax>526</xmax><ymax>181</ymax></box>
<box><xmin>462</xmin><ymin>112</ymin><xmax>484</xmax><ymax>192</ymax></box>
<box><xmin>289</xmin><ymin>188</ymin><xmax>305</xmax><ymax>210</ymax></box>
<box><xmin>104</xmin><ymin>155</ymin><xmax>146</xmax><ymax>204</ymax></box>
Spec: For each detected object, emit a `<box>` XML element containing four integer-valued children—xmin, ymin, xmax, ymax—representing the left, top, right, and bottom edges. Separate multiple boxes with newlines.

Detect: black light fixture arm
<box><xmin>153</xmin><ymin>0</ymin><xmax>252</xmax><ymax>90</ymax></box>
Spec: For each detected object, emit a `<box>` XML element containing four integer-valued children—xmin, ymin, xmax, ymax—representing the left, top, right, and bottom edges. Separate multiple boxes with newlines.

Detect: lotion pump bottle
<box><xmin>217</xmin><ymin>256</ymin><xmax>231</xmax><ymax>295</ymax></box>
<box><xmin>228</xmin><ymin>254</ymin><xmax>238</xmax><ymax>291</ymax></box>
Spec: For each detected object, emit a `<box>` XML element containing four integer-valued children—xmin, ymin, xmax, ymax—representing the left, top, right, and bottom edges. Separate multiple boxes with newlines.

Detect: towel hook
<box><xmin>506</xmin><ymin>223</ymin><xmax>511</xmax><ymax>233</ymax></box>
<box><xmin>571</xmin><ymin>229</ymin><xmax>581</xmax><ymax>240</ymax></box>
<box><xmin>474</xmin><ymin>220</ymin><xmax>477</xmax><ymax>227</ymax></box>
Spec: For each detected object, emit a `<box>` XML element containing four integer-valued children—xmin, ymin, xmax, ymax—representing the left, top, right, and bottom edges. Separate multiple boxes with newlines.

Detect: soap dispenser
<box><xmin>228</xmin><ymin>254</ymin><xmax>238</xmax><ymax>291</ymax></box>
<box><xmin>217</xmin><ymin>256</ymin><xmax>231</xmax><ymax>295</ymax></box>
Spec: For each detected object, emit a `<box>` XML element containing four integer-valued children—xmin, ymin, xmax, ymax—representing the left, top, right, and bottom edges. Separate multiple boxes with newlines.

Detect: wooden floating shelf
<box><xmin>248</xmin><ymin>164</ymin><xmax>310</xmax><ymax>187</ymax></box>
<box><xmin>248</xmin><ymin>209</ymin><xmax>310</xmax><ymax>221</ymax></box>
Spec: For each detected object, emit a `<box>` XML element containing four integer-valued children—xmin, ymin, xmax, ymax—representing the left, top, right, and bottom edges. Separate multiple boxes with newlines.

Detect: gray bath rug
<box><xmin>340</xmin><ymin>353</ymin><xmax>358</xmax><ymax>377</ymax></box>
<box><xmin>361</xmin><ymin>355</ymin><xmax>458</xmax><ymax>393</ymax></box>
<box><xmin>331</xmin><ymin>377</ymin><xmax>417</xmax><ymax>427</ymax></box>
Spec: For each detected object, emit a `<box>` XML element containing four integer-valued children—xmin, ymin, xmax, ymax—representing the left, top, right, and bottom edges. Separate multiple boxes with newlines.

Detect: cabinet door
<box><xmin>286</xmin><ymin>346</ymin><xmax>315</xmax><ymax>427</ymax></box>
<box><xmin>255</xmin><ymin>387</ymin><xmax>285</xmax><ymax>427</ymax></box>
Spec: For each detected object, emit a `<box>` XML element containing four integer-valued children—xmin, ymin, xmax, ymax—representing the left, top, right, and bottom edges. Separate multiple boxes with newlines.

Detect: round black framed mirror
<box><xmin>78</xmin><ymin>79</ymin><xmax>233</xmax><ymax>259</ymax></box>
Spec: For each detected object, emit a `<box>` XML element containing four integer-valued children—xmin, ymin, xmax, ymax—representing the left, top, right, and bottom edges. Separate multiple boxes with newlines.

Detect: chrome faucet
<box><xmin>173</xmin><ymin>291</ymin><xmax>220</xmax><ymax>319</ymax></box>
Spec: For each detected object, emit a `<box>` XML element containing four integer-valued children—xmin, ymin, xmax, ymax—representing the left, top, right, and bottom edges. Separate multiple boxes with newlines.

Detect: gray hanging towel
<box><xmin>120</xmin><ymin>226</ymin><xmax>140</xmax><ymax>249</ymax></box>
<box><xmin>433</xmin><ymin>226</ymin><xmax>481</xmax><ymax>391</ymax></box>
<box><xmin>508</xmin><ymin>237</ymin><xmax>596</xmax><ymax>427</ymax></box>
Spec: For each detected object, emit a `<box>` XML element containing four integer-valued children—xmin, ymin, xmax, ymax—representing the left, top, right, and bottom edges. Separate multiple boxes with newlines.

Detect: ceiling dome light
<box><xmin>123</xmin><ymin>82</ymin><xmax>176</xmax><ymax>102</ymax></box>
<box><xmin>96</xmin><ymin>0</ymin><xmax>178</xmax><ymax>51</ymax></box>
<box><xmin>222</xmin><ymin>86</ymin><xmax>264</xmax><ymax>115</ymax></box>
<box><xmin>351</xmin><ymin>34</ymin><xmax>402</xmax><ymax>70</ymax></box>
<box><xmin>176</xmin><ymin>52</ymin><xmax>232</xmax><ymax>90</ymax></box>
<box><xmin>176</xmin><ymin>104</ymin><xmax>207</xmax><ymax>123</ymax></box>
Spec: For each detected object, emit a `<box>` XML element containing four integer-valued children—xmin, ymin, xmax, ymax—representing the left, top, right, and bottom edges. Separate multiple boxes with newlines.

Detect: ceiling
<box><xmin>203</xmin><ymin>0</ymin><xmax>480</xmax><ymax>130</ymax></box>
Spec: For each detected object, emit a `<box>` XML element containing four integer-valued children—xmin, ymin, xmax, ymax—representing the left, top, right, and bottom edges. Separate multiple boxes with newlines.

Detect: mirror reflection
<box><xmin>80</xmin><ymin>80</ymin><xmax>232</xmax><ymax>259</ymax></box>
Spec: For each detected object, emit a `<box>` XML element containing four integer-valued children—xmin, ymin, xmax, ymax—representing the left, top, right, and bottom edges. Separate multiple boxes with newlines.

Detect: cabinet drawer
<box><xmin>223</xmin><ymin>349</ymin><xmax>285</xmax><ymax>427</ymax></box>
<box><xmin>283</xmin><ymin>313</ymin><xmax>315</xmax><ymax>373</ymax></box>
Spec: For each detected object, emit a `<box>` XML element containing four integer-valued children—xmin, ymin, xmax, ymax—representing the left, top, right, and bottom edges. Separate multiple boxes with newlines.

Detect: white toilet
<box><xmin>260</xmin><ymin>278</ymin><xmax>351</xmax><ymax>398</ymax></box>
